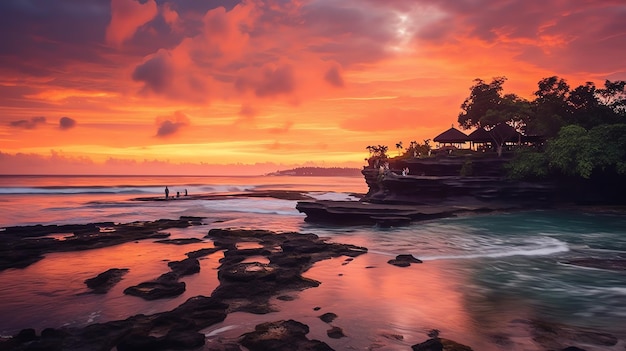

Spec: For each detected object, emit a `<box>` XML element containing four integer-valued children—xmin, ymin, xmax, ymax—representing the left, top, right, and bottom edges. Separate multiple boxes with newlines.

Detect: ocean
<box><xmin>0</xmin><ymin>175</ymin><xmax>625</xmax><ymax>350</ymax></box>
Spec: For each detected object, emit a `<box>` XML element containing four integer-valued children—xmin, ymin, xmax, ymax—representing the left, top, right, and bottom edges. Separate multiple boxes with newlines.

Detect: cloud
<box><xmin>155</xmin><ymin>111</ymin><xmax>190</xmax><ymax>137</ymax></box>
<box><xmin>106</xmin><ymin>0</ymin><xmax>159</xmax><ymax>47</ymax></box>
<box><xmin>324</xmin><ymin>66</ymin><xmax>344</xmax><ymax>87</ymax></box>
<box><xmin>234</xmin><ymin>64</ymin><xmax>297</xmax><ymax>98</ymax></box>
<box><xmin>132</xmin><ymin>49</ymin><xmax>175</xmax><ymax>94</ymax></box>
<box><xmin>255</xmin><ymin>65</ymin><xmax>296</xmax><ymax>97</ymax></box>
<box><xmin>59</xmin><ymin>116</ymin><xmax>77</xmax><ymax>130</ymax></box>
<box><xmin>9</xmin><ymin>116</ymin><xmax>47</xmax><ymax>129</ymax></box>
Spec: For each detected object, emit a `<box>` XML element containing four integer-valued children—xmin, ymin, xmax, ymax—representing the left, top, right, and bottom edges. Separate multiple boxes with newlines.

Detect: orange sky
<box><xmin>1</xmin><ymin>0</ymin><xmax>625</xmax><ymax>175</ymax></box>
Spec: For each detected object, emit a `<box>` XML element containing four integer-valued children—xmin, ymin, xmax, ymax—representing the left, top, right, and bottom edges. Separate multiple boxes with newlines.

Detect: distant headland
<box><xmin>266</xmin><ymin>167</ymin><xmax>362</xmax><ymax>177</ymax></box>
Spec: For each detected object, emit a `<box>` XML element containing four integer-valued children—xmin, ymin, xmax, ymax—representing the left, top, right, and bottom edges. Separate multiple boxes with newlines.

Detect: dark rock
<box><xmin>411</xmin><ymin>337</ymin><xmax>473</xmax><ymax>351</ymax></box>
<box><xmin>155</xmin><ymin>238</ymin><xmax>203</xmax><ymax>245</ymax></box>
<box><xmin>84</xmin><ymin>268</ymin><xmax>129</xmax><ymax>293</ymax></box>
<box><xmin>0</xmin><ymin>217</ymin><xmax>205</xmax><ymax>271</ymax></box>
<box><xmin>117</xmin><ymin>334</ymin><xmax>160</xmax><ymax>351</ymax></box>
<box><xmin>561</xmin><ymin>347</ymin><xmax>587</xmax><ymax>351</ymax></box>
<box><xmin>162</xmin><ymin>330</ymin><xmax>205</xmax><ymax>349</ymax></box>
<box><xmin>40</xmin><ymin>328</ymin><xmax>68</xmax><ymax>339</ymax></box>
<box><xmin>218</xmin><ymin>262</ymin><xmax>277</xmax><ymax>282</ymax></box>
<box><xmin>168</xmin><ymin>257</ymin><xmax>200</xmax><ymax>276</ymax></box>
<box><xmin>412</xmin><ymin>338</ymin><xmax>443</xmax><ymax>351</ymax></box>
<box><xmin>4</xmin><ymin>228</ymin><xmax>366</xmax><ymax>351</ymax></box>
<box><xmin>326</xmin><ymin>326</ymin><xmax>345</xmax><ymax>339</ymax></box>
<box><xmin>207</xmin><ymin>228</ymin><xmax>366</xmax><ymax>313</ymax></box>
<box><xmin>319</xmin><ymin>312</ymin><xmax>337</xmax><ymax>323</ymax></box>
<box><xmin>204</xmin><ymin>340</ymin><xmax>243</xmax><ymax>351</ymax></box>
<box><xmin>295</xmin><ymin>200</ymin><xmax>496</xmax><ymax>225</ymax></box>
<box><xmin>123</xmin><ymin>256</ymin><xmax>200</xmax><ymax>301</ymax></box>
<box><xmin>388</xmin><ymin>254</ymin><xmax>422</xmax><ymax>267</ymax></box>
<box><xmin>124</xmin><ymin>280</ymin><xmax>186</xmax><ymax>300</ymax></box>
<box><xmin>240</xmin><ymin>320</ymin><xmax>333</xmax><ymax>351</ymax></box>
<box><xmin>14</xmin><ymin>329</ymin><xmax>36</xmax><ymax>342</ymax></box>
<box><xmin>186</xmin><ymin>247</ymin><xmax>220</xmax><ymax>259</ymax></box>
<box><xmin>313</xmin><ymin>307</ymin><xmax>321</xmax><ymax>311</ymax></box>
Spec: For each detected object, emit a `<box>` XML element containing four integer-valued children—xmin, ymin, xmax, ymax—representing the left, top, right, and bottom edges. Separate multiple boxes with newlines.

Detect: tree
<box><xmin>528</xmin><ymin>76</ymin><xmax>571</xmax><ymax>138</ymax></box>
<box><xmin>545</xmin><ymin>124</ymin><xmax>626</xmax><ymax>179</ymax></box>
<box><xmin>458</xmin><ymin>77</ymin><xmax>528</xmax><ymax>156</ymax></box>
<box><xmin>597</xmin><ymin>80</ymin><xmax>626</xmax><ymax>117</ymax></box>
<box><xmin>546</xmin><ymin>125</ymin><xmax>596</xmax><ymax>178</ymax></box>
<box><xmin>402</xmin><ymin>140</ymin><xmax>431</xmax><ymax>158</ymax></box>
<box><xmin>365</xmin><ymin>145</ymin><xmax>389</xmax><ymax>167</ymax></box>
<box><xmin>395</xmin><ymin>141</ymin><xmax>403</xmax><ymax>156</ymax></box>
<box><xmin>458</xmin><ymin>77</ymin><xmax>507</xmax><ymax>129</ymax></box>
<box><xmin>566</xmin><ymin>82</ymin><xmax>603</xmax><ymax>129</ymax></box>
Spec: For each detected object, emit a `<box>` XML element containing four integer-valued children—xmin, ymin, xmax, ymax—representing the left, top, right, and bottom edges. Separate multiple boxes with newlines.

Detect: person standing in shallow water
<box><xmin>165</xmin><ymin>186</ymin><xmax>169</xmax><ymax>199</ymax></box>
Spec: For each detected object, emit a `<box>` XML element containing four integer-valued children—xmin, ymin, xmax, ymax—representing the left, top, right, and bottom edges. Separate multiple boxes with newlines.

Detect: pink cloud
<box><xmin>106</xmin><ymin>0</ymin><xmax>159</xmax><ymax>47</ymax></box>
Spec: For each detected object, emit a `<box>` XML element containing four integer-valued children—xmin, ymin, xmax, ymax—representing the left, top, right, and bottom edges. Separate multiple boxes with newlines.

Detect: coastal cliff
<box><xmin>297</xmin><ymin>152</ymin><xmax>625</xmax><ymax>225</ymax></box>
<box><xmin>362</xmin><ymin>155</ymin><xmax>556</xmax><ymax>205</ymax></box>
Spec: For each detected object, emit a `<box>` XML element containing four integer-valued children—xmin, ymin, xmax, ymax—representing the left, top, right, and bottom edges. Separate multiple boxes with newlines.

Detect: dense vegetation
<box><xmin>457</xmin><ymin>76</ymin><xmax>626</xmax><ymax>180</ymax></box>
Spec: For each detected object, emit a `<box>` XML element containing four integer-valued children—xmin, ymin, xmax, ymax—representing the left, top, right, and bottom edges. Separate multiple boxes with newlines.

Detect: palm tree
<box><xmin>395</xmin><ymin>141</ymin><xmax>403</xmax><ymax>156</ymax></box>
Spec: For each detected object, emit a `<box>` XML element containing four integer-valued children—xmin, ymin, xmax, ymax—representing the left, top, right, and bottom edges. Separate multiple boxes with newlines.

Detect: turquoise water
<box><xmin>0</xmin><ymin>175</ymin><xmax>625</xmax><ymax>350</ymax></box>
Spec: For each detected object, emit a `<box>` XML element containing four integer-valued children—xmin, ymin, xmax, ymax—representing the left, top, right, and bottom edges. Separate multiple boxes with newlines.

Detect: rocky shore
<box><xmin>2</xmin><ymin>218</ymin><xmax>623</xmax><ymax>350</ymax></box>
<box><xmin>296</xmin><ymin>154</ymin><xmax>626</xmax><ymax>225</ymax></box>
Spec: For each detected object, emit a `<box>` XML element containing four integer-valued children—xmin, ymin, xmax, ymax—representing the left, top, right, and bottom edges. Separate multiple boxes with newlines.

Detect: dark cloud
<box><xmin>324</xmin><ymin>66</ymin><xmax>344</xmax><ymax>87</ymax></box>
<box><xmin>255</xmin><ymin>65</ymin><xmax>296</xmax><ymax>97</ymax></box>
<box><xmin>0</xmin><ymin>0</ymin><xmax>112</xmax><ymax>77</ymax></box>
<box><xmin>59</xmin><ymin>116</ymin><xmax>76</xmax><ymax>130</ymax></box>
<box><xmin>9</xmin><ymin>116</ymin><xmax>47</xmax><ymax>129</ymax></box>
<box><xmin>155</xmin><ymin>0</ymin><xmax>240</xmax><ymax>14</ymax></box>
<box><xmin>155</xmin><ymin>111</ymin><xmax>189</xmax><ymax>137</ymax></box>
<box><xmin>132</xmin><ymin>50</ymin><xmax>175</xmax><ymax>94</ymax></box>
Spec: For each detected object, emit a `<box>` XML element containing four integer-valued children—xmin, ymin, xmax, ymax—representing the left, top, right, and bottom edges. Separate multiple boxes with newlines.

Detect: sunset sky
<box><xmin>1</xmin><ymin>0</ymin><xmax>625</xmax><ymax>175</ymax></box>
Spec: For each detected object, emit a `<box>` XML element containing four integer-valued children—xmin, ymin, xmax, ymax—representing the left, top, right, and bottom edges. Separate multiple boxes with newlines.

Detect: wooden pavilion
<box><xmin>467</xmin><ymin>124</ymin><xmax>521</xmax><ymax>151</ymax></box>
<box><xmin>433</xmin><ymin>126</ymin><xmax>469</xmax><ymax>149</ymax></box>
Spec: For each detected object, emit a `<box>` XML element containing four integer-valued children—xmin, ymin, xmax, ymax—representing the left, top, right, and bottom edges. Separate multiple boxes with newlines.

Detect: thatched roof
<box><xmin>468</xmin><ymin>124</ymin><xmax>520</xmax><ymax>143</ymax></box>
<box><xmin>433</xmin><ymin>127</ymin><xmax>468</xmax><ymax>143</ymax></box>
<box><xmin>467</xmin><ymin>128</ymin><xmax>492</xmax><ymax>143</ymax></box>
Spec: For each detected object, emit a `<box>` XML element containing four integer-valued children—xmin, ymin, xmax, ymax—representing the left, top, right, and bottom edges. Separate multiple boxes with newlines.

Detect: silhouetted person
<box><xmin>184</xmin><ymin>189</ymin><xmax>188</xmax><ymax>196</ymax></box>
<box><xmin>165</xmin><ymin>186</ymin><xmax>169</xmax><ymax>199</ymax></box>
<box><xmin>176</xmin><ymin>191</ymin><xmax>180</xmax><ymax>198</ymax></box>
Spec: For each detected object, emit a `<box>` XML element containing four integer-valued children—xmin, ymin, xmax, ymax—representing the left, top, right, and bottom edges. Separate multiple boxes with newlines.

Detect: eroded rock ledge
<box><xmin>296</xmin><ymin>199</ymin><xmax>518</xmax><ymax>226</ymax></box>
<box><xmin>1</xmin><ymin>227</ymin><xmax>367</xmax><ymax>350</ymax></box>
<box><xmin>0</xmin><ymin>216</ymin><xmax>205</xmax><ymax>271</ymax></box>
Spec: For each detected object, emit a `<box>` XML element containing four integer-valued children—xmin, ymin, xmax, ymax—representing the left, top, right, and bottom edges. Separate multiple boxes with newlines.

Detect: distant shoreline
<box><xmin>266</xmin><ymin>167</ymin><xmax>362</xmax><ymax>177</ymax></box>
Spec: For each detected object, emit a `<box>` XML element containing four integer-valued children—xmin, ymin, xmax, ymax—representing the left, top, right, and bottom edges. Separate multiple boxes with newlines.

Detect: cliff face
<box><xmin>362</xmin><ymin>155</ymin><xmax>557</xmax><ymax>205</ymax></box>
